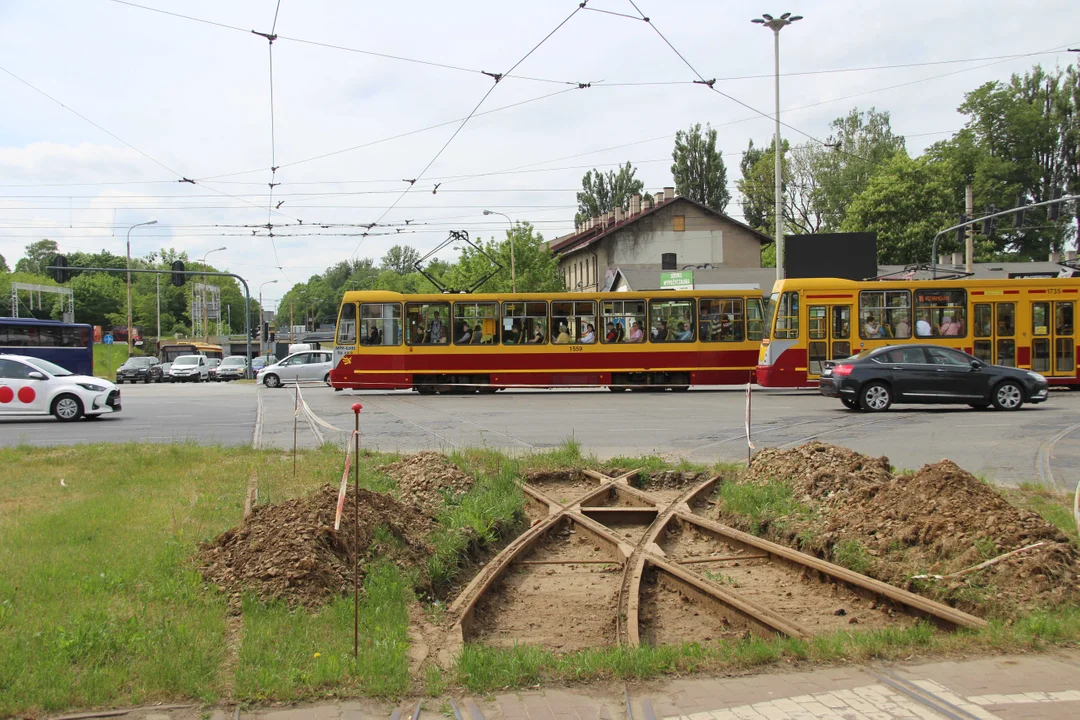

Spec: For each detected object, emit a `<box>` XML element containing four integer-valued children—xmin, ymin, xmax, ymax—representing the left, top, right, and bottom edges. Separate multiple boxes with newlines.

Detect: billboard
<box><xmin>660</xmin><ymin>270</ymin><xmax>694</xmax><ymax>290</ymax></box>
<box><xmin>785</xmin><ymin>232</ymin><xmax>878</xmax><ymax>280</ymax></box>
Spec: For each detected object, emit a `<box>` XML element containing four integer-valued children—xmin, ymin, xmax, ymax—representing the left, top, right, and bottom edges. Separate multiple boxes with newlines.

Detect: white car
<box><xmin>256</xmin><ymin>350</ymin><xmax>334</xmax><ymax>388</ymax></box>
<box><xmin>169</xmin><ymin>354</ymin><xmax>210</xmax><ymax>382</ymax></box>
<box><xmin>0</xmin><ymin>354</ymin><xmax>121</xmax><ymax>421</ymax></box>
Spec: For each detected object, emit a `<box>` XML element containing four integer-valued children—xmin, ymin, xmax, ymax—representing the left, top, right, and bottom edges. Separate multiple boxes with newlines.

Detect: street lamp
<box><xmin>126</xmin><ymin>220</ymin><xmax>158</xmax><ymax>356</ymax></box>
<box><xmin>483</xmin><ymin>209</ymin><xmax>517</xmax><ymax>293</ymax></box>
<box><xmin>198</xmin><ymin>246</ymin><xmax>227</xmax><ymax>341</ymax></box>
<box><xmin>752</xmin><ymin>12</ymin><xmax>802</xmax><ymax>281</ymax></box>
<box><xmin>259</xmin><ymin>279</ymin><xmax>278</xmax><ymax>360</ymax></box>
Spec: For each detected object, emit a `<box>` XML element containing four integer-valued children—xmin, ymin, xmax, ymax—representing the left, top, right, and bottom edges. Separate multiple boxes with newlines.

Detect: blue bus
<box><xmin>0</xmin><ymin>318</ymin><xmax>94</xmax><ymax>376</ymax></box>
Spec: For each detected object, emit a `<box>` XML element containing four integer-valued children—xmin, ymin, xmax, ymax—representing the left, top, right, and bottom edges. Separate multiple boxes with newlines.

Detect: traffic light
<box><xmin>1049</xmin><ymin>187</ymin><xmax>1063</xmax><ymax>221</ymax></box>
<box><xmin>171</xmin><ymin>260</ymin><xmax>186</xmax><ymax>287</ymax></box>
<box><xmin>955</xmin><ymin>214</ymin><xmax>967</xmax><ymax>246</ymax></box>
<box><xmin>262</xmin><ymin>322</ymin><xmax>269</xmax><ymax>342</ymax></box>
<box><xmin>982</xmin><ymin>204</ymin><xmax>996</xmax><ymax>236</ymax></box>
<box><xmin>1014</xmin><ymin>196</ymin><xmax>1025</xmax><ymax>229</ymax></box>
<box><xmin>51</xmin><ymin>255</ymin><xmax>69</xmax><ymax>283</ymax></box>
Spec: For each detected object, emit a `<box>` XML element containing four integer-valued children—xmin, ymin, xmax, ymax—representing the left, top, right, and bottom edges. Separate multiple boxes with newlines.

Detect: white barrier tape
<box><xmin>333</xmin><ymin>430</ymin><xmax>358</xmax><ymax>531</ymax></box>
<box><xmin>295</xmin><ymin>385</ymin><xmax>348</xmax><ymax>432</ymax></box>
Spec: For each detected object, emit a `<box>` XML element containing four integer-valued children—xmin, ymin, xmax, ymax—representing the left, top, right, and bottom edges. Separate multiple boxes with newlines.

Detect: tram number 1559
<box><xmin>569</xmin><ymin>345</ymin><xmax>584</xmax><ymax>352</ymax></box>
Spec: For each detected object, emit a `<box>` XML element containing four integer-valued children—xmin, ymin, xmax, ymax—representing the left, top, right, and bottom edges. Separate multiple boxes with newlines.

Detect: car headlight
<box><xmin>78</xmin><ymin>383</ymin><xmax>107</xmax><ymax>392</ymax></box>
<box><xmin>1026</xmin><ymin>371</ymin><xmax>1046</xmax><ymax>383</ymax></box>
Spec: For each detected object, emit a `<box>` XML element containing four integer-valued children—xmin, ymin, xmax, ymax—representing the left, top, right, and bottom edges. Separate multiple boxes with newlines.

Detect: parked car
<box><xmin>168</xmin><ymin>355</ymin><xmax>210</xmax><ymax>383</ymax></box>
<box><xmin>251</xmin><ymin>355</ymin><xmax>278</xmax><ymax>373</ymax></box>
<box><xmin>115</xmin><ymin>356</ymin><xmax>162</xmax><ymax>384</ymax></box>
<box><xmin>205</xmin><ymin>358</ymin><xmax>221</xmax><ymax>379</ymax></box>
<box><xmin>819</xmin><ymin>344</ymin><xmax>1049</xmax><ymax>412</ymax></box>
<box><xmin>213</xmin><ymin>356</ymin><xmax>249</xmax><ymax>381</ymax></box>
<box><xmin>0</xmin><ymin>354</ymin><xmax>121</xmax><ymax>421</ymax></box>
<box><xmin>256</xmin><ymin>350</ymin><xmax>334</xmax><ymax>388</ymax></box>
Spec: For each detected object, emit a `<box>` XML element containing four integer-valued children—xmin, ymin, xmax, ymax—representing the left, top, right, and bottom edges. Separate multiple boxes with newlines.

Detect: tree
<box><xmin>814</xmin><ymin>108</ymin><xmax>905</xmax><ymax>230</ymax></box>
<box><xmin>841</xmin><ymin>153</ymin><xmax>964</xmax><ymax>264</ymax></box>
<box><xmin>380</xmin><ymin>245</ymin><xmax>421</xmax><ymax>275</ymax></box>
<box><xmin>738</xmin><ymin>140</ymin><xmax>769</xmax><ymax>230</ymax></box>
<box><xmin>671</xmin><ymin>122</ymin><xmax>730</xmax><ymax>212</ymax></box>
<box><xmin>0</xmin><ymin>253</ymin><xmax>8</xmax><ymax>273</ymax></box>
<box><xmin>67</xmin><ymin>273</ymin><xmax>126</xmax><ymax>328</ymax></box>
<box><xmin>448</xmin><ymin>222</ymin><xmax>564</xmax><ymax>293</ymax></box>
<box><xmin>574</xmin><ymin>162</ymin><xmax>644</xmax><ymax>226</ymax></box>
<box><xmin>14</xmin><ymin>239</ymin><xmax>59</xmax><ymax>275</ymax></box>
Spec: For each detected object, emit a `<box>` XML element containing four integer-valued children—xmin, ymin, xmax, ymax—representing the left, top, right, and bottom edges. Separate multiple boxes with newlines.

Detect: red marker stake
<box><xmin>351</xmin><ymin>402</ymin><xmax>363</xmax><ymax>659</ymax></box>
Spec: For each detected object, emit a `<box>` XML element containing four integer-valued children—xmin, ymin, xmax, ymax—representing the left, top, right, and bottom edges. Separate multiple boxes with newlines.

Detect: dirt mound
<box><xmin>722</xmin><ymin>443</ymin><xmax>1080</xmax><ymax>616</ymax></box>
<box><xmin>378</xmin><ymin>452</ymin><xmax>474</xmax><ymax>513</ymax></box>
<box><xmin>645</xmin><ymin>470</ymin><xmax>709</xmax><ymax>489</ymax></box>
<box><xmin>199</xmin><ymin>485</ymin><xmax>435</xmax><ymax>607</ymax></box>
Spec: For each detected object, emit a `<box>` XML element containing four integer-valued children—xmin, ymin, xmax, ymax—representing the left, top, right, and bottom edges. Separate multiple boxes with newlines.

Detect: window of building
<box><xmin>673</xmin><ymin>215</ymin><xmax>685</xmax><ymax>232</ymax></box>
<box><xmin>551</xmin><ymin>300</ymin><xmax>597</xmax><ymax>343</ymax></box>
<box><xmin>772</xmin><ymin>291</ymin><xmax>799</xmax><ymax>339</ymax></box>
<box><xmin>359</xmin><ymin>303</ymin><xmax>402</xmax><ymax>346</ymax></box>
<box><xmin>859</xmin><ymin>290</ymin><xmax>911</xmax><ymax>339</ymax></box>
<box><xmin>503</xmin><ymin>301</ymin><xmax>547</xmax><ymax>345</ymax></box>
<box><xmin>649</xmin><ymin>298</ymin><xmax>696</xmax><ymax>342</ymax></box>
<box><xmin>405</xmin><ymin>302</ymin><xmax>450</xmax><ymax>345</ymax></box>
<box><xmin>453</xmin><ymin>302</ymin><xmax>499</xmax><ymax>345</ymax></box>
<box><xmin>914</xmin><ymin>290</ymin><xmax>966</xmax><ymax>337</ymax></box>
<box><xmin>600</xmin><ymin>299</ymin><xmax>646</xmax><ymax>343</ymax></box>
<box><xmin>699</xmin><ymin>298</ymin><xmax>744</xmax><ymax>342</ymax></box>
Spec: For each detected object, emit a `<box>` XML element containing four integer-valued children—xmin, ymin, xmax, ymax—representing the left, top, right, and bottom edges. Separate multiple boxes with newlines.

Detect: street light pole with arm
<box><xmin>752</xmin><ymin>12</ymin><xmax>802</xmax><ymax>281</ymax></box>
<box><xmin>125</xmin><ymin>220</ymin><xmax>157</xmax><ymax>356</ymax></box>
<box><xmin>199</xmin><ymin>246</ymin><xmax>226</xmax><ymax>342</ymax></box>
<box><xmin>483</xmin><ymin>210</ymin><xmax>516</xmax><ymax>293</ymax></box>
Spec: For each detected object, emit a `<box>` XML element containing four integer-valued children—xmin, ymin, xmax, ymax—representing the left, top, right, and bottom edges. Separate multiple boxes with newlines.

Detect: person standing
<box><xmin>429</xmin><ymin>311</ymin><xmax>444</xmax><ymax>343</ymax></box>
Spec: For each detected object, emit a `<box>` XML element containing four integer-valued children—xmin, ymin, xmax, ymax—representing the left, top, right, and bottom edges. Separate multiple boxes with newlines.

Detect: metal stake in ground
<box><xmin>351</xmin><ymin>401</ymin><xmax>363</xmax><ymax>659</ymax></box>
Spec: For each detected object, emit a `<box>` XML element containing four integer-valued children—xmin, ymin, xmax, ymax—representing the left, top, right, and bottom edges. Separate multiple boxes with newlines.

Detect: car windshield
<box><xmin>123</xmin><ymin>357</ymin><xmax>155</xmax><ymax>367</ymax></box>
<box><xmin>222</xmin><ymin>357</ymin><xmax>246</xmax><ymax>366</ymax></box>
<box><xmin>25</xmin><ymin>357</ymin><xmax>74</xmax><ymax>377</ymax></box>
<box><xmin>174</xmin><ymin>356</ymin><xmax>199</xmax><ymax>366</ymax></box>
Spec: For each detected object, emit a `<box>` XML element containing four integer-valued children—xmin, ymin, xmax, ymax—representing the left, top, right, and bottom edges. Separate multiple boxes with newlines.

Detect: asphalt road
<box><xmin>2</xmin><ymin>381</ymin><xmax>1077</xmax><ymax>491</ymax></box>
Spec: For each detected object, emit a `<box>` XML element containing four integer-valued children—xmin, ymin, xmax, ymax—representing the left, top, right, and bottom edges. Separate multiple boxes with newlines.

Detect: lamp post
<box><xmin>752</xmin><ymin>12</ymin><xmax>802</xmax><ymax>281</ymax></box>
<box><xmin>483</xmin><ymin>209</ymin><xmax>517</xmax><ymax>293</ymax></box>
<box><xmin>259</xmin><ymin>279</ymin><xmax>278</xmax><ymax>360</ymax></box>
<box><xmin>199</xmin><ymin>246</ymin><xmax>226</xmax><ymax>341</ymax></box>
<box><xmin>126</xmin><ymin>220</ymin><xmax>158</xmax><ymax>356</ymax></box>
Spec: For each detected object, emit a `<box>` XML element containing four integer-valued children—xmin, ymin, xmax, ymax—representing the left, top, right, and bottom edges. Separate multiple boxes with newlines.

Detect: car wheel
<box><xmin>324</xmin><ymin>373</ymin><xmax>331</xmax><ymax>386</ymax></box>
<box><xmin>859</xmin><ymin>382</ymin><xmax>892</xmax><ymax>412</ymax></box>
<box><xmin>264</xmin><ymin>373</ymin><xmax>281</xmax><ymax>388</ymax></box>
<box><xmin>51</xmin><ymin>394</ymin><xmax>84</xmax><ymax>422</ymax></box>
<box><xmin>991</xmin><ymin>381</ymin><xmax>1024</xmax><ymax>411</ymax></box>
<box><xmin>841</xmin><ymin>397</ymin><xmax>861</xmax><ymax>411</ymax></box>
<box><xmin>116</xmin><ymin>379</ymin><xmax>123</xmax><ymax>385</ymax></box>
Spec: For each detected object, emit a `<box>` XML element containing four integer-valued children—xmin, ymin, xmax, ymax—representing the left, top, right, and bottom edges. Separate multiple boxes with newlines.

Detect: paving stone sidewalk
<box><xmin>66</xmin><ymin>651</ymin><xmax>1080</xmax><ymax>720</ymax></box>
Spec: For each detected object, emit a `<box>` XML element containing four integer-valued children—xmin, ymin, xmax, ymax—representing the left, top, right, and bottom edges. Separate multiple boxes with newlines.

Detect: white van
<box><xmin>288</xmin><ymin>343</ymin><xmax>313</xmax><ymax>356</ymax></box>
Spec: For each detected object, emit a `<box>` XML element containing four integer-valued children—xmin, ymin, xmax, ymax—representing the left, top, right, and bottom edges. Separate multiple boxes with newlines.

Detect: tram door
<box><xmin>1031</xmin><ymin>301</ymin><xmax>1075</xmax><ymax>376</ymax></box>
<box><xmin>972</xmin><ymin>302</ymin><xmax>1017</xmax><ymax>367</ymax></box>
<box><xmin>807</xmin><ymin>304</ymin><xmax>852</xmax><ymax>378</ymax></box>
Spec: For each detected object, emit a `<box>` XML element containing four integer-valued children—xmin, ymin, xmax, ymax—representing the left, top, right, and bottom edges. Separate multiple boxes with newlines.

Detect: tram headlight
<box><xmin>1026</xmin><ymin>371</ymin><xmax>1046</xmax><ymax>383</ymax></box>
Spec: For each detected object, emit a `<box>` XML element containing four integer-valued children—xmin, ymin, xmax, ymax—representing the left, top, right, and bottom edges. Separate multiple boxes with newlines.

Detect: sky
<box><xmin>1</xmin><ymin>0</ymin><xmax>1079</xmax><ymax>310</ymax></box>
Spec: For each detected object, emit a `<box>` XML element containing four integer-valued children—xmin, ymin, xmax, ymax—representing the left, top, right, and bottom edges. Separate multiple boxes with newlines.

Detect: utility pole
<box><xmin>290</xmin><ymin>300</ymin><xmax>294</xmax><ymax>342</ymax></box>
<box><xmin>125</xmin><ymin>220</ymin><xmax>157</xmax><ymax>355</ymax></box>
<box><xmin>965</xmin><ymin>184</ymin><xmax>974</xmax><ymax>272</ymax></box>
<box><xmin>155</xmin><ymin>273</ymin><xmax>161</xmax><ymax>341</ymax></box>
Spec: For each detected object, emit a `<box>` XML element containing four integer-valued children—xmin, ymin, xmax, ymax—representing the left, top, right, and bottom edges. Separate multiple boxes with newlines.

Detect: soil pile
<box><xmin>722</xmin><ymin>443</ymin><xmax>1080</xmax><ymax>616</ymax></box>
<box><xmin>199</xmin><ymin>485</ymin><xmax>436</xmax><ymax>606</ymax></box>
<box><xmin>378</xmin><ymin>451</ymin><xmax>474</xmax><ymax>512</ymax></box>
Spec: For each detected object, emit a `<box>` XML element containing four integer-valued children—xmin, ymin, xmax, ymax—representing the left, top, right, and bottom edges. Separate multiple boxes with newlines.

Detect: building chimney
<box><xmin>663</xmin><ymin>186</ymin><xmax>674</xmax><ymax>201</ymax></box>
<box><xmin>1066</xmin><ymin>250</ymin><xmax>1077</xmax><ymax>261</ymax></box>
<box><xmin>661</xmin><ymin>253</ymin><xmax>677</xmax><ymax>270</ymax></box>
<box><xmin>952</xmin><ymin>252</ymin><xmax>962</xmax><ymax>265</ymax></box>
<box><xmin>654</xmin><ymin>189</ymin><xmax>666</xmax><ymax>204</ymax></box>
<box><xmin>938</xmin><ymin>254</ymin><xmax>948</xmax><ymax>265</ymax></box>
<box><xmin>630</xmin><ymin>193</ymin><xmax>641</xmax><ymax>214</ymax></box>
<box><xmin>1050</xmin><ymin>252</ymin><xmax>1062</xmax><ymax>263</ymax></box>
<box><xmin>615</xmin><ymin>207</ymin><xmax>625</xmax><ymax>222</ymax></box>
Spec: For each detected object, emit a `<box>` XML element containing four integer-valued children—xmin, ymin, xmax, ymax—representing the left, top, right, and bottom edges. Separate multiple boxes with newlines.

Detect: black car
<box><xmin>115</xmin><ymin>356</ymin><xmax>163</xmax><ymax>384</ymax></box>
<box><xmin>819</xmin><ymin>344</ymin><xmax>1049</xmax><ymax>412</ymax></box>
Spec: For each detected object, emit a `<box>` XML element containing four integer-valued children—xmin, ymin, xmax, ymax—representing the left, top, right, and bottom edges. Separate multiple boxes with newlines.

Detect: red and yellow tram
<box><xmin>756</xmin><ymin>277</ymin><xmax>1080</xmax><ymax>387</ymax></box>
<box><xmin>330</xmin><ymin>290</ymin><xmax>767</xmax><ymax>392</ymax></box>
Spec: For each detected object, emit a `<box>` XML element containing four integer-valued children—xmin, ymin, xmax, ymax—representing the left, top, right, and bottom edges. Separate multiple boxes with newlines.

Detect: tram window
<box><xmin>405</xmin><ymin>302</ymin><xmax>450</xmax><ymax>345</ymax></box>
<box><xmin>859</xmin><ymin>290</ymin><xmax>911</xmax><ymax>339</ymax></box>
<box><xmin>998</xmin><ymin>303</ymin><xmax>1015</xmax><ymax>336</ymax></box>
<box><xmin>914</xmin><ymin>289</ymin><xmax>966</xmax><ymax>337</ymax></box>
<box><xmin>453</xmin><ymin>302</ymin><xmax>499</xmax><ymax>345</ymax></box>
<box><xmin>974</xmin><ymin>304</ymin><xmax>992</xmax><ymax>338</ymax></box>
<box><xmin>1056</xmin><ymin>302</ymin><xmax>1073</xmax><ymax>335</ymax></box>
<box><xmin>503</xmin><ymin>301</ymin><xmax>547</xmax><ymax>345</ymax></box>
<box><xmin>773</xmin><ymin>292</ymin><xmax>799</xmax><ymax>339</ymax></box>
<box><xmin>649</xmin><ymin>299</ymin><xmax>696</xmax><ymax>342</ymax></box>
<box><xmin>337</xmin><ymin>303</ymin><xmax>358</xmax><ymax>346</ymax></box>
<box><xmin>359</xmin><ymin>303</ymin><xmax>402</xmax><ymax>346</ymax></box>
<box><xmin>747</xmin><ymin>297</ymin><xmax>766</xmax><ymax>340</ymax></box>
<box><xmin>1032</xmin><ymin>303</ymin><xmax>1049</xmax><ymax>336</ymax></box>
<box><xmin>699</xmin><ymin>299</ymin><xmax>743</xmax><ymax>342</ymax></box>
<box><xmin>551</xmin><ymin>300</ymin><xmax>597</xmax><ymax>344</ymax></box>
<box><xmin>600</xmin><ymin>300</ymin><xmax>645</xmax><ymax>343</ymax></box>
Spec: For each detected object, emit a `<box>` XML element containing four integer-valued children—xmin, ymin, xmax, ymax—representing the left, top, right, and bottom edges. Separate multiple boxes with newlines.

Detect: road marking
<box><xmin>252</xmin><ymin>388</ymin><xmax>264</xmax><ymax>450</ymax></box>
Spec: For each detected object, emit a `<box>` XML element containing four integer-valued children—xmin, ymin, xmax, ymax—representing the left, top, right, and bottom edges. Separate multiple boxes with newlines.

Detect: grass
<box><xmin>715</xmin><ymin>477</ymin><xmax>811</xmax><ymax>534</ymax></box>
<box><xmin>831</xmin><ymin>539</ymin><xmax>874</xmax><ymax>575</ymax></box>
<box><xmin>1011</xmin><ymin>483</ymin><xmax>1079</xmax><ymax>544</ymax></box>
<box><xmin>92</xmin><ymin>342</ymin><xmax>128</xmax><ymax>379</ymax></box>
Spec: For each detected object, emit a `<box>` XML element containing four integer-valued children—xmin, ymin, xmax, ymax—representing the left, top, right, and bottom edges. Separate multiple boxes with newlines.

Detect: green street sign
<box><xmin>660</xmin><ymin>270</ymin><xmax>694</xmax><ymax>290</ymax></box>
